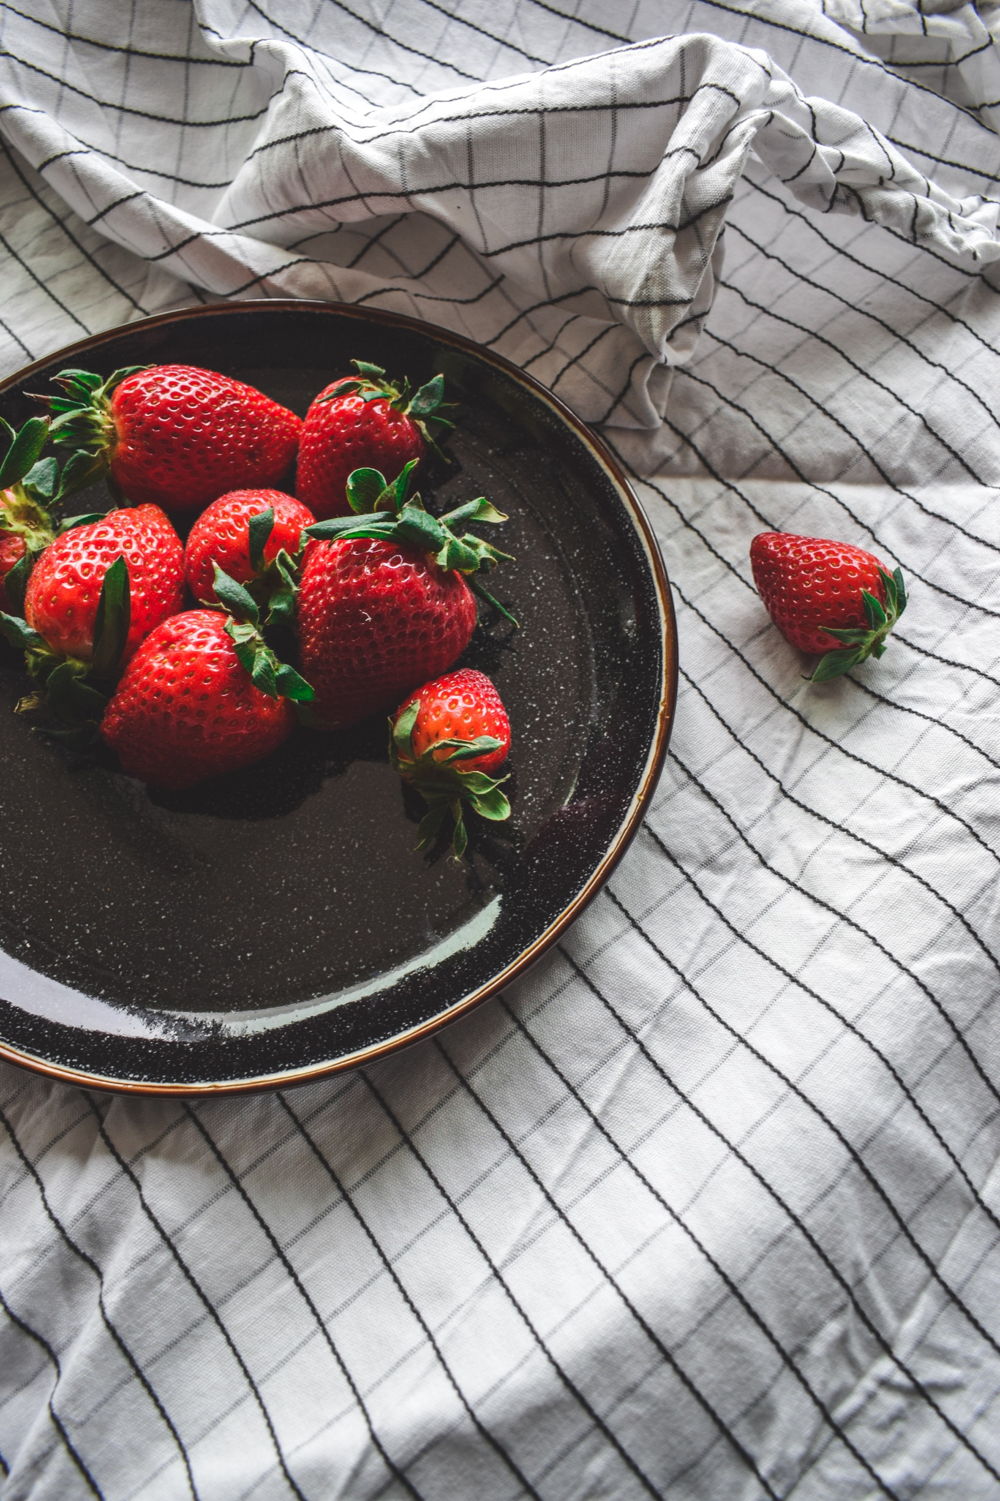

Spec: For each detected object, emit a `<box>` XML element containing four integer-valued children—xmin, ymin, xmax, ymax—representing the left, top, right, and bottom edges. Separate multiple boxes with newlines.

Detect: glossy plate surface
<box><xmin>0</xmin><ymin>300</ymin><xmax>676</xmax><ymax>1093</ymax></box>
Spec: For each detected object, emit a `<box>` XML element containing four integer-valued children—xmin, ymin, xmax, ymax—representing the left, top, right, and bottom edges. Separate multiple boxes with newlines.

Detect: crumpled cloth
<box><xmin>1</xmin><ymin>1</ymin><xmax>1000</xmax><ymax>1498</ymax></box>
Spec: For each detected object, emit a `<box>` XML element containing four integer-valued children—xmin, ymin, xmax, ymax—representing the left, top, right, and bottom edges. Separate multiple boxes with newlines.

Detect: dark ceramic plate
<box><xmin>0</xmin><ymin>300</ymin><xmax>675</xmax><ymax>1094</ymax></box>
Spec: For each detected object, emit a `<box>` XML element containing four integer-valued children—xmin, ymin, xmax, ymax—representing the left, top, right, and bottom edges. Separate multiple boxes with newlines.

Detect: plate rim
<box><xmin>0</xmin><ymin>298</ymin><xmax>678</xmax><ymax>1095</ymax></box>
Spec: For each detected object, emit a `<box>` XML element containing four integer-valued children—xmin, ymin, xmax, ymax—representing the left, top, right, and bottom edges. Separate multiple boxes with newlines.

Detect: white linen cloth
<box><xmin>1</xmin><ymin>1</ymin><xmax>999</xmax><ymax>1496</ymax></box>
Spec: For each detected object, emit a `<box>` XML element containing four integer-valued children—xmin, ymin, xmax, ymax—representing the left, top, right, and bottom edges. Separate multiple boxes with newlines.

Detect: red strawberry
<box><xmin>24</xmin><ymin>504</ymin><xmax>184</xmax><ymax>663</ymax></box>
<box><xmin>750</xmin><ymin>531</ymin><xmax>906</xmax><ymax>681</ymax></box>
<box><xmin>47</xmin><ymin>364</ymin><xmax>301</xmax><ymax>514</ymax></box>
<box><xmin>296</xmin><ymin>361</ymin><xmax>451</xmax><ymax>519</ymax></box>
<box><xmin>296</xmin><ymin>464</ymin><xmax>510</xmax><ymax>730</ymax></box>
<box><xmin>101</xmin><ymin>609</ymin><xmax>296</xmax><ymax>789</ymax></box>
<box><xmin>390</xmin><ymin>669</ymin><xmax>512</xmax><ymax>855</ymax></box>
<box><xmin>0</xmin><ymin>526</ymin><xmax>27</xmax><ymax>609</ymax></box>
<box><xmin>185</xmin><ymin>489</ymin><xmax>315</xmax><ymax>606</ymax></box>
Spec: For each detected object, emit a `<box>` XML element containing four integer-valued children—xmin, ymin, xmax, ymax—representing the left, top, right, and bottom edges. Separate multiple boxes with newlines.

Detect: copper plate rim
<box><xmin>0</xmin><ymin>298</ymin><xmax>678</xmax><ymax>1095</ymax></box>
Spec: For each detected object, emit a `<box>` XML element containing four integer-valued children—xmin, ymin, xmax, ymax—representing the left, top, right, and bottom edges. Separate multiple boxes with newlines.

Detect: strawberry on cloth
<box><xmin>750</xmin><ymin>532</ymin><xmax>906</xmax><ymax>682</ymax></box>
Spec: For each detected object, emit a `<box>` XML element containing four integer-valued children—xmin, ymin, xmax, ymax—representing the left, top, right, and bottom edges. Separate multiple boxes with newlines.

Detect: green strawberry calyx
<box><xmin>304</xmin><ymin>461</ymin><xmax>516</xmax><ymax>623</ymax></box>
<box><xmin>390</xmin><ymin>696</ymin><xmax>511</xmax><ymax>858</ymax></box>
<box><xmin>809</xmin><ymin>566</ymin><xmax>907</xmax><ymax>683</ymax></box>
<box><xmin>210</xmin><ymin>564</ymin><xmax>315</xmax><ymax>705</ymax></box>
<box><xmin>0</xmin><ymin>555</ymin><xmax>132</xmax><ymax>742</ymax></box>
<box><xmin>0</xmin><ymin>415</ymin><xmax>60</xmax><ymax>611</ymax></box>
<box><xmin>42</xmin><ymin>365</ymin><xmax>149</xmax><ymax>498</ymax></box>
<box><xmin>320</xmin><ymin>360</ymin><xmax>454</xmax><ymax>447</ymax></box>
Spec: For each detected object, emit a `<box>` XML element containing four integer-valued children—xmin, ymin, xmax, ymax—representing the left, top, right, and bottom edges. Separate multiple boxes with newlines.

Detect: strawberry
<box><xmin>185</xmin><ymin>488</ymin><xmax>315</xmax><ymax>610</ymax></box>
<box><xmin>101</xmin><ymin>609</ymin><xmax>297</xmax><ymax>789</ymax></box>
<box><xmin>45</xmin><ymin>364</ymin><xmax>301</xmax><ymax>514</ymax></box>
<box><xmin>296</xmin><ymin>361</ymin><xmax>451</xmax><ymax>519</ymax></box>
<box><xmin>0</xmin><ymin>416</ymin><xmax>58</xmax><ymax>612</ymax></box>
<box><xmin>296</xmin><ymin>463</ymin><xmax>511</xmax><ymax>730</ymax></box>
<box><xmin>750</xmin><ymin>531</ymin><xmax>907</xmax><ymax>682</ymax></box>
<box><xmin>24</xmin><ymin>504</ymin><xmax>184</xmax><ymax>664</ymax></box>
<box><xmin>390</xmin><ymin>668</ymin><xmax>512</xmax><ymax>855</ymax></box>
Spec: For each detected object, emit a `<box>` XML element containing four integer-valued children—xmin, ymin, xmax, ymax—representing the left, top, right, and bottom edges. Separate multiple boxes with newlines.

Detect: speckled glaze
<box><xmin>0</xmin><ymin>301</ymin><xmax>677</xmax><ymax>1093</ymax></box>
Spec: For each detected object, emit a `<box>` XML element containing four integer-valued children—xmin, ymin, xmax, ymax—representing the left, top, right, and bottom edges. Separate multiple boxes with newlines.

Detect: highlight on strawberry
<box><xmin>296</xmin><ymin>360</ymin><xmax>453</xmax><ymax>519</ymax></box>
<box><xmin>296</xmin><ymin>460</ymin><xmax>514</xmax><ymax>730</ymax></box>
<box><xmin>750</xmin><ymin>531</ymin><xmax>907</xmax><ymax>682</ymax></box>
<box><xmin>45</xmin><ymin>364</ymin><xmax>302</xmax><ymax>513</ymax></box>
<box><xmin>390</xmin><ymin>669</ymin><xmax>511</xmax><ymax>857</ymax></box>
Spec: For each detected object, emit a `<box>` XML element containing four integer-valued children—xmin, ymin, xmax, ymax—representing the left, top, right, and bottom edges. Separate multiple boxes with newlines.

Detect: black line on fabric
<box><xmin>604</xmin><ymin>872</ymin><xmax>1000</xmax><ymax>1426</ymax></box>
<box><xmin>0</xmin><ymin>1286</ymin><xmax>104</xmax><ymax>1499</ymax></box>
<box><xmin>0</xmin><ymin>1109</ymin><xmax>199</xmax><ymax>1500</ymax></box>
<box><xmin>693</xmin><ymin>0</ymin><xmax>987</xmax><ymax>126</ymax></box>
<box><xmin>664</xmin><ymin>558</ymin><xmax>1000</xmax><ymax>986</ymax></box>
<box><xmin>475</xmin><ymin>182</ymin><xmax>734</xmax><ymax>261</ymax></box>
<box><xmin>1</xmin><ymin>2</ymin><xmax>252</xmax><ymax>67</ymax></box>
<box><xmin>746</xmin><ymin>173</ymin><xmax>1000</xmax><ymax>365</ymax></box>
<box><xmin>432</xmin><ymin>1037</ymin><xmax>784</xmax><ymax>1498</ymax></box>
<box><xmin>0</xmin><ymin>225</ymin><xmax>91</xmax><ymax>336</ymax></box>
<box><xmin>0</xmin><ymin>1448</ymin><xmax>7</xmax><ymax>1476</ymax></box>
<box><xmin>677</xmin><ymin>352</ymin><xmax>1000</xmax><ymax>624</ymax></box>
<box><xmin>882</xmin><ymin>131</ymin><xmax>1000</xmax><ymax>185</ymax></box>
<box><xmin>80</xmin><ymin>1099</ymin><xmax>305</xmax><ymax>1501</ymax></box>
<box><xmin>347</xmin><ymin>273</ymin><xmax>506</xmax><ymax>310</ymax></box>
<box><xmin>273</xmin><ymin>1093</ymin><xmax>541</xmax><ymax>1501</ymax></box>
<box><xmin>246</xmin><ymin>87</ymin><xmax>715</xmax><ymax>168</ymax></box>
<box><xmin>848</xmin><ymin>670</ymin><xmax>999</xmax><ymax>772</ymax></box>
<box><xmin>87</xmin><ymin>191</ymin><xmax>145</xmax><ymax>227</ymax></box>
<box><xmin>666</xmin><ymin>709</ymin><xmax>1000</xmax><ymax>1228</ymax></box>
<box><xmin>0</xmin><ymin>50</ymin><xmax>273</xmax><ymax>128</ymax></box>
<box><xmin>840</xmin><ymin>182</ymin><xmax>999</xmax><ymax>291</ymax></box>
<box><xmin>357</xmin><ymin>1071</ymin><xmax>668</xmax><ymax>1501</ymax></box>
<box><xmin>733</xmin><ymin>198</ymin><xmax>1000</xmax><ymax>434</ymax></box>
<box><xmin>535</xmin><ymin>945</ymin><xmax>1000</xmax><ymax>1488</ymax></box>
<box><xmin>0</xmin><ymin>313</ymin><xmax>34</xmax><ymax>362</ymax></box>
<box><xmin>182</xmin><ymin>1105</ymin><xmax>423</xmax><ymax>1501</ymax></box>
<box><xmin>523</xmin><ymin>0</ymin><xmax>631</xmax><ymax>44</ymax></box>
<box><xmin>0</xmin><ymin>139</ymin><xmax>147</xmax><ymax>315</ymax></box>
<box><xmin>254</xmin><ymin>0</ymin><xmax>483</xmax><ymax>82</ymax></box>
<box><xmin>341</xmin><ymin>215</ymin><xmax>407</xmax><ymax>267</ymax></box>
<box><xmin>37</xmin><ymin>141</ymin><xmax>231</xmax><ymax>192</ymax></box>
<box><xmin>166</xmin><ymin>157</ymin><xmax>681</xmax><ymax>250</ymax></box>
<box><xmin>409</xmin><ymin>0</ymin><xmax>552</xmax><ymax>67</ymax></box>
<box><xmin>715</xmin><ymin>266</ymin><xmax>999</xmax><ymax>510</ymax></box>
<box><xmin>598</xmin><ymin>348</ymin><xmax>649</xmax><ymax>423</ymax></box>
<box><xmin>893</xmin><ymin>629</ymin><xmax>1000</xmax><ymax>694</ymax></box>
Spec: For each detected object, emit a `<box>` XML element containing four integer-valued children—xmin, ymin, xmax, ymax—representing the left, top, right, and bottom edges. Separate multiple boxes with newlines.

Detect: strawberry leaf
<box><xmin>0</xmin><ymin>417</ymin><xmax>49</xmax><ymax>488</ymax></box>
<box><xmin>274</xmin><ymin>663</ymin><xmax>314</xmax><ymax>702</ymax></box>
<box><xmin>0</xmin><ymin>611</ymin><xmax>46</xmax><ymax>653</ymax></box>
<box><xmin>90</xmin><ymin>556</ymin><xmax>131</xmax><ymax>681</ymax></box>
<box><xmin>247</xmin><ymin>507</ymin><xmax>275</xmax><ymax>574</ymax></box>
<box><xmin>211</xmin><ymin>563</ymin><xmax>260</xmax><ymax>624</ymax></box>
<box><xmin>346</xmin><ymin>468</ymin><xmax>390</xmax><ymax>514</ymax></box>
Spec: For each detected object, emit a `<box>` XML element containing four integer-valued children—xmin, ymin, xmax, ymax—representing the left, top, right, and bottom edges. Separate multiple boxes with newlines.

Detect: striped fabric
<box><xmin>1</xmin><ymin>1</ymin><xmax>999</xmax><ymax>1497</ymax></box>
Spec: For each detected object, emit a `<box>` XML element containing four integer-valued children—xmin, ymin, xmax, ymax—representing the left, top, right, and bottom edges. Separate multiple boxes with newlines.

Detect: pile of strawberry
<box><xmin>0</xmin><ymin>360</ymin><xmax>514</xmax><ymax>855</ymax></box>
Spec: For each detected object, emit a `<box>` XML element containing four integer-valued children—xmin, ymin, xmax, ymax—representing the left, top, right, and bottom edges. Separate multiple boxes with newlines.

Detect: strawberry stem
<box><xmin>808</xmin><ymin>567</ymin><xmax>907</xmax><ymax>682</ymax></box>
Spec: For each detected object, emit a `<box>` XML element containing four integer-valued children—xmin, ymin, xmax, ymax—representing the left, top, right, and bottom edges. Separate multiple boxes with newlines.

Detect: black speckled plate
<box><xmin>0</xmin><ymin>300</ymin><xmax>676</xmax><ymax>1094</ymax></box>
